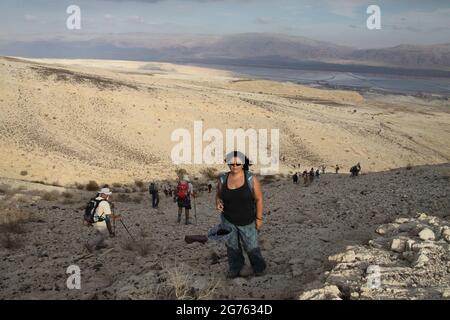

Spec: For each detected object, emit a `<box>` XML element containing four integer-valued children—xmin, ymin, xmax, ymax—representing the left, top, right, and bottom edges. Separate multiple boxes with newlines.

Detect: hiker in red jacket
<box><xmin>175</xmin><ymin>175</ymin><xmax>194</xmax><ymax>225</ymax></box>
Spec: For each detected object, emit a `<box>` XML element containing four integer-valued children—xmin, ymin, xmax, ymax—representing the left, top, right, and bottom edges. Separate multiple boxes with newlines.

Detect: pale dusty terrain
<box><xmin>0</xmin><ymin>57</ymin><xmax>449</xmax><ymax>300</ymax></box>
<box><xmin>0</xmin><ymin>57</ymin><xmax>449</xmax><ymax>185</ymax></box>
<box><xmin>0</xmin><ymin>164</ymin><xmax>449</xmax><ymax>299</ymax></box>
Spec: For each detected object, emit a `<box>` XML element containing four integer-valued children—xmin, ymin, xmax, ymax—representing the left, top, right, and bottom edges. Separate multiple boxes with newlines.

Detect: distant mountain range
<box><xmin>1</xmin><ymin>32</ymin><xmax>449</xmax><ymax>73</ymax></box>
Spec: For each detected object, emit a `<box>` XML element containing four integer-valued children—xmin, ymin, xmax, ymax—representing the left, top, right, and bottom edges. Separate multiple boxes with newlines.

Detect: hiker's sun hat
<box><xmin>208</xmin><ymin>223</ymin><xmax>233</xmax><ymax>241</ymax></box>
<box><xmin>99</xmin><ymin>188</ymin><xmax>112</xmax><ymax>196</ymax></box>
<box><xmin>183</xmin><ymin>175</ymin><xmax>190</xmax><ymax>182</ymax></box>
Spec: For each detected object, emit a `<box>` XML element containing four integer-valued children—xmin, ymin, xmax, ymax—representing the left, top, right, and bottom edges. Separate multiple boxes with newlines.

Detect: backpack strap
<box><xmin>219</xmin><ymin>171</ymin><xmax>255</xmax><ymax>199</ymax></box>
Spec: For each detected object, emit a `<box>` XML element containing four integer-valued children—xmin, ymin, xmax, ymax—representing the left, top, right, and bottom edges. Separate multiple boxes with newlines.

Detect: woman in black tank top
<box><xmin>216</xmin><ymin>151</ymin><xmax>266</xmax><ymax>278</ymax></box>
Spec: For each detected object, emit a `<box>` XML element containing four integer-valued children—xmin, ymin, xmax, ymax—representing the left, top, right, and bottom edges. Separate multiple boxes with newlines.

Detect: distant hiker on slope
<box><xmin>208</xmin><ymin>182</ymin><xmax>213</xmax><ymax>193</ymax></box>
<box><xmin>149</xmin><ymin>182</ymin><xmax>159</xmax><ymax>208</ymax></box>
<box><xmin>335</xmin><ymin>164</ymin><xmax>340</xmax><ymax>174</ymax></box>
<box><xmin>175</xmin><ymin>175</ymin><xmax>194</xmax><ymax>224</ymax></box>
<box><xmin>309</xmin><ymin>168</ymin><xmax>315</xmax><ymax>183</ymax></box>
<box><xmin>292</xmin><ymin>172</ymin><xmax>298</xmax><ymax>184</ymax></box>
<box><xmin>315</xmin><ymin>169</ymin><xmax>320</xmax><ymax>180</ymax></box>
<box><xmin>84</xmin><ymin>188</ymin><xmax>115</xmax><ymax>252</ymax></box>
<box><xmin>302</xmin><ymin>170</ymin><xmax>308</xmax><ymax>185</ymax></box>
<box><xmin>321</xmin><ymin>165</ymin><xmax>326</xmax><ymax>174</ymax></box>
<box><xmin>350</xmin><ymin>162</ymin><xmax>361</xmax><ymax>177</ymax></box>
<box><xmin>216</xmin><ymin>151</ymin><xmax>266</xmax><ymax>278</ymax></box>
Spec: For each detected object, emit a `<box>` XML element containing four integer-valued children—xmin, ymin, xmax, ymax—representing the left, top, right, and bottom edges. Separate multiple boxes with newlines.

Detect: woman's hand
<box><xmin>256</xmin><ymin>218</ymin><xmax>263</xmax><ymax>230</ymax></box>
<box><xmin>216</xmin><ymin>199</ymin><xmax>224</xmax><ymax>213</ymax></box>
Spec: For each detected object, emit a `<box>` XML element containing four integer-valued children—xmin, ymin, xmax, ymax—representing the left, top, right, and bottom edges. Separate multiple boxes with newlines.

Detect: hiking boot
<box><xmin>185</xmin><ymin>219</ymin><xmax>192</xmax><ymax>225</ymax></box>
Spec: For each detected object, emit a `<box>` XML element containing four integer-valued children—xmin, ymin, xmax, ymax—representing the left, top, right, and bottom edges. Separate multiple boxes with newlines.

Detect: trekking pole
<box><xmin>193</xmin><ymin>196</ymin><xmax>197</xmax><ymax>225</ymax></box>
<box><xmin>119</xmin><ymin>219</ymin><xmax>136</xmax><ymax>241</ymax></box>
<box><xmin>111</xmin><ymin>204</ymin><xmax>117</xmax><ymax>236</ymax></box>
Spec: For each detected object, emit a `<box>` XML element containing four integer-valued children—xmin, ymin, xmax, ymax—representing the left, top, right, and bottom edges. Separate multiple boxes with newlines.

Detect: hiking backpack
<box><xmin>176</xmin><ymin>181</ymin><xmax>189</xmax><ymax>200</ymax></box>
<box><xmin>219</xmin><ymin>171</ymin><xmax>255</xmax><ymax>198</ymax></box>
<box><xmin>83</xmin><ymin>198</ymin><xmax>104</xmax><ymax>224</ymax></box>
<box><xmin>149</xmin><ymin>183</ymin><xmax>156</xmax><ymax>194</ymax></box>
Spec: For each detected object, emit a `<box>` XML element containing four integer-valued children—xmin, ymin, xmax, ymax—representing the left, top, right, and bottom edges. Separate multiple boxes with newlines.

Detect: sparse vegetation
<box><xmin>20</xmin><ymin>170</ymin><xmax>28</xmax><ymax>176</ymax></box>
<box><xmin>112</xmin><ymin>183</ymin><xmax>122</xmax><ymax>188</ymax></box>
<box><xmin>116</xmin><ymin>194</ymin><xmax>132</xmax><ymax>202</ymax></box>
<box><xmin>86</xmin><ymin>180</ymin><xmax>100</xmax><ymax>191</ymax></box>
<box><xmin>75</xmin><ymin>183</ymin><xmax>85</xmax><ymax>190</ymax></box>
<box><xmin>41</xmin><ymin>190</ymin><xmax>60</xmax><ymax>201</ymax></box>
<box><xmin>61</xmin><ymin>192</ymin><xmax>73</xmax><ymax>199</ymax></box>
<box><xmin>200</xmin><ymin>167</ymin><xmax>218</xmax><ymax>181</ymax></box>
<box><xmin>0</xmin><ymin>233</ymin><xmax>22</xmax><ymax>249</ymax></box>
<box><xmin>132</xmin><ymin>196</ymin><xmax>143</xmax><ymax>204</ymax></box>
<box><xmin>121</xmin><ymin>238</ymin><xmax>154</xmax><ymax>257</ymax></box>
<box><xmin>134</xmin><ymin>180</ymin><xmax>144</xmax><ymax>190</ymax></box>
<box><xmin>406</xmin><ymin>163</ymin><xmax>412</xmax><ymax>170</ymax></box>
<box><xmin>158</xmin><ymin>262</ymin><xmax>219</xmax><ymax>300</ymax></box>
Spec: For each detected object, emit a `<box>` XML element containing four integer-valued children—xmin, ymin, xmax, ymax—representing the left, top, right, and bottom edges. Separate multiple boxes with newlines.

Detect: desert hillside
<box><xmin>0</xmin><ymin>163</ymin><xmax>449</xmax><ymax>299</ymax></box>
<box><xmin>0</xmin><ymin>56</ymin><xmax>450</xmax><ymax>186</ymax></box>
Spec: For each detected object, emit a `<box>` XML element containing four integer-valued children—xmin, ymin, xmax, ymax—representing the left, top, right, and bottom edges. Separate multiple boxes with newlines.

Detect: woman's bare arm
<box><xmin>253</xmin><ymin>176</ymin><xmax>264</xmax><ymax>221</ymax></box>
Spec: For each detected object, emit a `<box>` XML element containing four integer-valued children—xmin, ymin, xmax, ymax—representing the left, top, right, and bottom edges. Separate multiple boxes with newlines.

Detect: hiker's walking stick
<box><xmin>193</xmin><ymin>195</ymin><xmax>197</xmax><ymax>225</ymax></box>
<box><xmin>119</xmin><ymin>219</ymin><xmax>135</xmax><ymax>241</ymax></box>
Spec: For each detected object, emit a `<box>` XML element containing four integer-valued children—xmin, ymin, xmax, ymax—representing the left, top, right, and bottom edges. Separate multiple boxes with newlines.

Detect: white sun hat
<box><xmin>182</xmin><ymin>175</ymin><xmax>190</xmax><ymax>182</ymax></box>
<box><xmin>99</xmin><ymin>187</ymin><xmax>112</xmax><ymax>195</ymax></box>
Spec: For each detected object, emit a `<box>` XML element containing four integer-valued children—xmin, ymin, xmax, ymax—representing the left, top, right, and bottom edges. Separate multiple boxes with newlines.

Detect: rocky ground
<box><xmin>300</xmin><ymin>212</ymin><xmax>450</xmax><ymax>300</ymax></box>
<box><xmin>0</xmin><ymin>163</ymin><xmax>449</xmax><ymax>299</ymax></box>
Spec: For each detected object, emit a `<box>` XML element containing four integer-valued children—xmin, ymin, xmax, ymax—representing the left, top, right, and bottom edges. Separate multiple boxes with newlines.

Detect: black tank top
<box><xmin>222</xmin><ymin>172</ymin><xmax>255</xmax><ymax>226</ymax></box>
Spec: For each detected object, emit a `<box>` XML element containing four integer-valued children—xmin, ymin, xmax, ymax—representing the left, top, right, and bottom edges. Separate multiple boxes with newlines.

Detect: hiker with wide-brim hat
<box><xmin>85</xmin><ymin>188</ymin><xmax>114</xmax><ymax>252</ymax></box>
<box><xmin>216</xmin><ymin>151</ymin><xmax>266</xmax><ymax>278</ymax></box>
<box><xmin>175</xmin><ymin>174</ymin><xmax>194</xmax><ymax>224</ymax></box>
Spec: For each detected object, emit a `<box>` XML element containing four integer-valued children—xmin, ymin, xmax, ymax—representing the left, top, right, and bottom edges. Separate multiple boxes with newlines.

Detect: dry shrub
<box><xmin>406</xmin><ymin>163</ymin><xmax>412</xmax><ymax>170</ymax></box>
<box><xmin>121</xmin><ymin>239</ymin><xmax>154</xmax><ymax>257</ymax></box>
<box><xmin>116</xmin><ymin>194</ymin><xmax>132</xmax><ymax>202</ymax></box>
<box><xmin>75</xmin><ymin>183</ymin><xmax>85</xmax><ymax>190</ymax></box>
<box><xmin>134</xmin><ymin>180</ymin><xmax>144</xmax><ymax>190</ymax></box>
<box><xmin>20</xmin><ymin>170</ymin><xmax>28</xmax><ymax>176</ymax></box>
<box><xmin>200</xmin><ymin>167</ymin><xmax>218</xmax><ymax>181</ymax></box>
<box><xmin>41</xmin><ymin>190</ymin><xmax>60</xmax><ymax>201</ymax></box>
<box><xmin>132</xmin><ymin>196</ymin><xmax>143</xmax><ymax>204</ymax></box>
<box><xmin>0</xmin><ymin>205</ymin><xmax>30</xmax><ymax>234</ymax></box>
<box><xmin>86</xmin><ymin>180</ymin><xmax>100</xmax><ymax>191</ymax></box>
<box><xmin>62</xmin><ymin>192</ymin><xmax>73</xmax><ymax>199</ymax></box>
<box><xmin>0</xmin><ymin>184</ymin><xmax>11</xmax><ymax>194</ymax></box>
<box><xmin>112</xmin><ymin>183</ymin><xmax>122</xmax><ymax>188</ymax></box>
<box><xmin>0</xmin><ymin>233</ymin><xmax>22</xmax><ymax>249</ymax></box>
<box><xmin>157</xmin><ymin>262</ymin><xmax>219</xmax><ymax>300</ymax></box>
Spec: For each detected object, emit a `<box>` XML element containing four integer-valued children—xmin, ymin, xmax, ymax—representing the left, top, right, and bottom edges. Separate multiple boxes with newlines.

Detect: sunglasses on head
<box><xmin>228</xmin><ymin>163</ymin><xmax>243</xmax><ymax>167</ymax></box>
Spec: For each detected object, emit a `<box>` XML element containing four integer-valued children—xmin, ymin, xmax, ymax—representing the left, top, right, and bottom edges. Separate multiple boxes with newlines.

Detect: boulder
<box><xmin>329</xmin><ymin>250</ymin><xmax>356</xmax><ymax>263</ymax></box>
<box><xmin>413</xmin><ymin>253</ymin><xmax>429</xmax><ymax>268</ymax></box>
<box><xmin>391</xmin><ymin>239</ymin><xmax>406</xmax><ymax>253</ymax></box>
<box><xmin>442</xmin><ymin>228</ymin><xmax>450</xmax><ymax>243</ymax></box>
<box><xmin>299</xmin><ymin>285</ymin><xmax>342</xmax><ymax>300</ymax></box>
<box><xmin>418</xmin><ymin>228</ymin><xmax>435</xmax><ymax>241</ymax></box>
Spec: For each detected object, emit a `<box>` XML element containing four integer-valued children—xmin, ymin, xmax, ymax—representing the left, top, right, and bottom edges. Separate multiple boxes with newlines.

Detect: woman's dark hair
<box><xmin>224</xmin><ymin>151</ymin><xmax>251</xmax><ymax>171</ymax></box>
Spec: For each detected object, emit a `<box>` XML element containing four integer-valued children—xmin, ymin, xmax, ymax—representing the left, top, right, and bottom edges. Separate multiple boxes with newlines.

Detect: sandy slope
<box><xmin>1</xmin><ymin>57</ymin><xmax>449</xmax><ymax>185</ymax></box>
<box><xmin>0</xmin><ymin>164</ymin><xmax>449</xmax><ymax>299</ymax></box>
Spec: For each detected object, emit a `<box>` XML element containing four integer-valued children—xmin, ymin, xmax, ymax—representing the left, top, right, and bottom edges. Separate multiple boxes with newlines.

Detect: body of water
<box><xmin>191</xmin><ymin>63</ymin><xmax>450</xmax><ymax>97</ymax></box>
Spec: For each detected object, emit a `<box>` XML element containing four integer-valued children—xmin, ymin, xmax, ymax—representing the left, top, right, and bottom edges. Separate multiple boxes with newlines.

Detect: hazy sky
<box><xmin>1</xmin><ymin>0</ymin><xmax>449</xmax><ymax>48</ymax></box>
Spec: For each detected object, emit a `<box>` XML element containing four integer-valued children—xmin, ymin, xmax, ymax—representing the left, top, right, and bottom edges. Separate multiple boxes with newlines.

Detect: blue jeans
<box><xmin>221</xmin><ymin>216</ymin><xmax>266</xmax><ymax>274</ymax></box>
